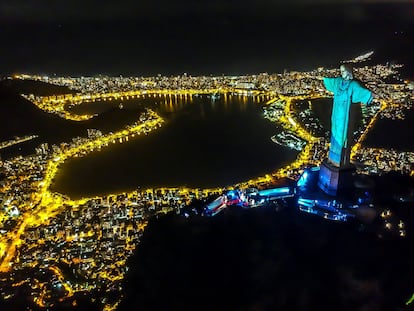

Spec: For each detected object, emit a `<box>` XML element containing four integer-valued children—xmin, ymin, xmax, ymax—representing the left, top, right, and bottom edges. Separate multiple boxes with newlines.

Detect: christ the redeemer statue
<box><xmin>318</xmin><ymin>64</ymin><xmax>373</xmax><ymax>195</ymax></box>
<box><xmin>323</xmin><ymin>64</ymin><xmax>373</xmax><ymax>167</ymax></box>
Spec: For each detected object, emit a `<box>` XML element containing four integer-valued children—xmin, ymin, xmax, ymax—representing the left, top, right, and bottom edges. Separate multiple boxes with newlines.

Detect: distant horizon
<box><xmin>0</xmin><ymin>51</ymin><xmax>408</xmax><ymax>79</ymax></box>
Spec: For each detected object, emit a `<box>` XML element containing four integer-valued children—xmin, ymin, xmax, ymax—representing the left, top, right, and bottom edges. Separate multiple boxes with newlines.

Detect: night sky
<box><xmin>1</xmin><ymin>1</ymin><xmax>413</xmax><ymax>76</ymax></box>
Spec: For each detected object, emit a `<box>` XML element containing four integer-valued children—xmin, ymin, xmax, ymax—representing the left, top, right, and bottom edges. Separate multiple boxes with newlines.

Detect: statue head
<box><xmin>340</xmin><ymin>64</ymin><xmax>353</xmax><ymax>80</ymax></box>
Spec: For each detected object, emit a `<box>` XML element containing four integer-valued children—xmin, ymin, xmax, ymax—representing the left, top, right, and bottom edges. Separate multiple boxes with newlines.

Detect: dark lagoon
<box><xmin>1</xmin><ymin>85</ymin><xmax>410</xmax><ymax>201</ymax></box>
<box><xmin>50</xmin><ymin>95</ymin><xmax>299</xmax><ymax>198</ymax></box>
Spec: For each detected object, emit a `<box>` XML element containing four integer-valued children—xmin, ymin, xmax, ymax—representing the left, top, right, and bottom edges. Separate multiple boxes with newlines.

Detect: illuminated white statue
<box><xmin>323</xmin><ymin>64</ymin><xmax>373</xmax><ymax>167</ymax></box>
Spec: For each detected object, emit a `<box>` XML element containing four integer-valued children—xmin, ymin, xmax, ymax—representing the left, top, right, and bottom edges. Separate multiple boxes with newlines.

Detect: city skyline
<box><xmin>1</xmin><ymin>53</ymin><xmax>413</xmax><ymax>309</ymax></box>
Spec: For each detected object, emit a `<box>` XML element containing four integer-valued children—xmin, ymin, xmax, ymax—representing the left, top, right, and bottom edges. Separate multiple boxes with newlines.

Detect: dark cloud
<box><xmin>1</xmin><ymin>0</ymin><xmax>413</xmax><ymax>23</ymax></box>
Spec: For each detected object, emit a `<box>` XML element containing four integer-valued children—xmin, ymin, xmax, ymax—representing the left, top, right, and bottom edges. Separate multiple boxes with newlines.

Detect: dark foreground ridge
<box><xmin>120</xmin><ymin>203</ymin><xmax>414</xmax><ymax>311</ymax></box>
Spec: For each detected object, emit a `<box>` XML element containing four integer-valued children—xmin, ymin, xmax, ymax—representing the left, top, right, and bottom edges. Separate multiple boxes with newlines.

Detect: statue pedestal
<box><xmin>317</xmin><ymin>160</ymin><xmax>356</xmax><ymax>196</ymax></box>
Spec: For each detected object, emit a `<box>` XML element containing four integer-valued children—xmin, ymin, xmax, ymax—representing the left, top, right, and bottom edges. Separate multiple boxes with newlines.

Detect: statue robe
<box><xmin>323</xmin><ymin>77</ymin><xmax>373</xmax><ymax>167</ymax></box>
